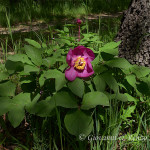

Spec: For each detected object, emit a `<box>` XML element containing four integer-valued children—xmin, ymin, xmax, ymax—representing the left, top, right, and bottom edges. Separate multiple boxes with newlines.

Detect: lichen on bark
<box><xmin>116</xmin><ymin>0</ymin><xmax>150</xmax><ymax>67</ymax></box>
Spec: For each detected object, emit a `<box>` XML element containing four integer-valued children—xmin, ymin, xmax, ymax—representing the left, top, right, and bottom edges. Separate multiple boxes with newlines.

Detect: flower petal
<box><xmin>65</xmin><ymin>67</ymin><xmax>77</xmax><ymax>81</ymax></box>
<box><xmin>73</xmin><ymin>46</ymin><xmax>95</xmax><ymax>62</ymax></box>
<box><xmin>77</xmin><ymin>59</ymin><xmax>94</xmax><ymax>78</ymax></box>
<box><xmin>66</xmin><ymin>48</ymin><xmax>73</xmax><ymax>66</ymax></box>
<box><xmin>86</xmin><ymin>59</ymin><xmax>94</xmax><ymax>73</ymax></box>
<box><xmin>83</xmin><ymin>48</ymin><xmax>95</xmax><ymax>62</ymax></box>
<box><xmin>73</xmin><ymin>46</ymin><xmax>85</xmax><ymax>56</ymax></box>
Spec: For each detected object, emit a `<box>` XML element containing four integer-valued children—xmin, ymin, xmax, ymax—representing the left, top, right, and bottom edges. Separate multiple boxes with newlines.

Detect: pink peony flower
<box><xmin>76</xmin><ymin>19</ymin><xmax>82</xmax><ymax>25</ymax></box>
<box><xmin>65</xmin><ymin>46</ymin><xmax>95</xmax><ymax>81</ymax></box>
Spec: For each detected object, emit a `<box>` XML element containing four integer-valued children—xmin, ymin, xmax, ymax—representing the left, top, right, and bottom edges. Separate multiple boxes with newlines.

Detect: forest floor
<box><xmin>0</xmin><ymin>12</ymin><xmax>123</xmax><ymax>35</ymax></box>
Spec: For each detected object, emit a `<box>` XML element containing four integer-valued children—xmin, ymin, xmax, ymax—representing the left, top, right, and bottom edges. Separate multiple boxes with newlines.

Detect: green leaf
<box><xmin>61</xmin><ymin>39</ymin><xmax>72</xmax><ymax>46</ymax></box>
<box><xmin>8</xmin><ymin>107</ymin><xmax>25</xmax><ymax>128</ymax></box>
<box><xmin>24</xmin><ymin>45</ymin><xmax>42</xmax><ymax>66</ymax></box>
<box><xmin>64</xmin><ymin>110</ymin><xmax>93</xmax><ymax>137</ymax></box>
<box><xmin>130</xmin><ymin>65</ymin><xmax>150</xmax><ymax>78</ymax></box>
<box><xmin>5</xmin><ymin>60</ymin><xmax>24</xmax><ymax>74</ymax></box>
<box><xmin>10</xmin><ymin>93</ymin><xmax>31</xmax><ymax>107</ymax></box>
<box><xmin>91</xmin><ymin>54</ymin><xmax>100</xmax><ymax>66</ymax></box>
<box><xmin>101</xmin><ymin>72</ymin><xmax>119</xmax><ymax>93</ymax></box>
<box><xmin>118</xmin><ymin>83</ymin><xmax>127</xmax><ymax>91</ymax></box>
<box><xmin>68</xmin><ymin>78</ymin><xmax>85</xmax><ymax>98</ymax></box>
<box><xmin>43</xmin><ymin>69</ymin><xmax>63</xmax><ymax>79</ymax></box>
<box><xmin>121</xmin><ymin>105</ymin><xmax>136</xmax><ymax>120</ymax></box>
<box><xmin>0</xmin><ymin>71</ymin><xmax>9</xmax><ymax>81</ymax></box>
<box><xmin>59</xmin><ymin>64</ymin><xmax>68</xmax><ymax>72</ymax></box>
<box><xmin>105</xmin><ymin>58</ymin><xmax>132</xmax><ymax>69</ymax></box>
<box><xmin>64</xmin><ymin>27</ymin><xmax>69</xmax><ymax>33</ymax></box>
<box><xmin>0</xmin><ymin>81</ymin><xmax>16</xmax><ymax>96</ymax></box>
<box><xmin>52</xmin><ymin>92</ymin><xmax>78</xmax><ymax>108</ymax></box>
<box><xmin>101</xmin><ymin>52</ymin><xmax>114</xmax><ymax>61</ymax></box>
<box><xmin>136</xmin><ymin>81</ymin><xmax>150</xmax><ymax>96</ymax></box>
<box><xmin>124</xmin><ymin>93</ymin><xmax>138</xmax><ymax>102</ymax></box>
<box><xmin>39</xmin><ymin>69</ymin><xmax>64</xmax><ymax>87</ymax></box>
<box><xmin>93</xmin><ymin>75</ymin><xmax>106</xmax><ymax>92</ymax></box>
<box><xmin>24</xmin><ymin>65</ymin><xmax>40</xmax><ymax>73</ymax></box>
<box><xmin>7</xmin><ymin>54</ymin><xmax>33</xmax><ymax>65</ymax></box>
<box><xmin>125</xmin><ymin>74</ymin><xmax>136</xmax><ymax>88</ymax></box>
<box><xmin>42</xmin><ymin>57</ymin><xmax>56</xmax><ymax>67</ymax></box>
<box><xmin>25</xmin><ymin>94</ymin><xmax>41</xmax><ymax>114</ymax></box>
<box><xmin>29</xmin><ymin>91</ymin><xmax>78</xmax><ymax>116</ymax></box>
<box><xmin>55</xmin><ymin>74</ymin><xmax>67</xmax><ymax>91</ymax></box>
<box><xmin>93</xmin><ymin>65</ymin><xmax>108</xmax><ymax>74</ymax></box>
<box><xmin>33</xmin><ymin>99</ymin><xmax>55</xmax><ymax>117</ymax></box>
<box><xmin>100</xmin><ymin>41</ymin><xmax>121</xmax><ymax>52</ymax></box>
<box><xmin>42</xmin><ymin>43</ymin><xmax>47</xmax><ymax>48</ymax></box>
<box><xmin>81</xmin><ymin>91</ymin><xmax>109</xmax><ymax>110</ymax></box>
<box><xmin>111</xmin><ymin>93</ymin><xmax>128</xmax><ymax>102</ymax></box>
<box><xmin>0</xmin><ymin>97</ymin><xmax>11</xmax><ymax>116</ymax></box>
<box><xmin>25</xmin><ymin>38</ymin><xmax>41</xmax><ymax>48</ymax></box>
<box><xmin>8</xmin><ymin>93</ymin><xmax>31</xmax><ymax>127</ymax></box>
<box><xmin>56</xmin><ymin>56</ymin><xmax>66</xmax><ymax>63</ymax></box>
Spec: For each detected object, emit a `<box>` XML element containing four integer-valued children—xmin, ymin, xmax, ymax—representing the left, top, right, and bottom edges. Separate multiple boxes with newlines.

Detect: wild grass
<box><xmin>0</xmin><ymin>0</ymin><xmax>131</xmax><ymax>27</ymax></box>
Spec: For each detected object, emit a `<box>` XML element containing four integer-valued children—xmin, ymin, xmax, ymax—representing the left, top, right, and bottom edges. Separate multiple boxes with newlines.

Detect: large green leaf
<box><xmin>101</xmin><ymin>72</ymin><xmax>119</xmax><ymax>93</ymax></box>
<box><xmin>41</xmin><ymin>69</ymin><xmax>63</xmax><ymax>79</ymax></box>
<box><xmin>93</xmin><ymin>65</ymin><xmax>108</xmax><ymax>74</ymax></box>
<box><xmin>59</xmin><ymin>64</ymin><xmax>68</xmax><ymax>72</ymax></box>
<box><xmin>93</xmin><ymin>75</ymin><xmax>106</xmax><ymax>92</ymax></box>
<box><xmin>55</xmin><ymin>74</ymin><xmax>67</xmax><ymax>91</ymax></box>
<box><xmin>105</xmin><ymin>58</ymin><xmax>132</xmax><ymax>69</ymax></box>
<box><xmin>125</xmin><ymin>74</ymin><xmax>136</xmax><ymax>88</ymax></box>
<box><xmin>52</xmin><ymin>91</ymin><xmax>78</xmax><ymax>108</ymax></box>
<box><xmin>0</xmin><ymin>71</ymin><xmax>9</xmax><ymax>81</ymax></box>
<box><xmin>81</xmin><ymin>91</ymin><xmax>109</xmax><ymax>110</ymax></box>
<box><xmin>5</xmin><ymin>60</ymin><xmax>24</xmax><ymax>74</ymax></box>
<box><xmin>8</xmin><ymin>93</ymin><xmax>31</xmax><ymax>127</ymax></box>
<box><xmin>39</xmin><ymin>69</ymin><xmax>65</xmax><ymax>87</ymax></box>
<box><xmin>8</xmin><ymin>107</ymin><xmax>25</xmax><ymax>128</ymax></box>
<box><xmin>26</xmin><ymin>94</ymin><xmax>55</xmax><ymax>117</ymax></box>
<box><xmin>24</xmin><ymin>65</ymin><xmax>40</xmax><ymax>73</ymax></box>
<box><xmin>25</xmin><ymin>38</ymin><xmax>41</xmax><ymax>49</ymax></box>
<box><xmin>64</xmin><ymin>110</ymin><xmax>93</xmax><ymax>137</ymax></box>
<box><xmin>100</xmin><ymin>41</ymin><xmax>121</xmax><ymax>54</ymax></box>
<box><xmin>28</xmin><ymin>91</ymin><xmax>78</xmax><ymax>116</ymax></box>
<box><xmin>136</xmin><ymin>81</ymin><xmax>150</xmax><ymax>96</ymax></box>
<box><xmin>130</xmin><ymin>65</ymin><xmax>150</xmax><ymax>78</ymax></box>
<box><xmin>24</xmin><ymin>45</ymin><xmax>42</xmax><ymax>66</ymax></box>
<box><xmin>7</xmin><ymin>54</ymin><xmax>33</xmax><ymax>65</ymax></box>
<box><xmin>68</xmin><ymin>78</ymin><xmax>85</xmax><ymax>98</ymax></box>
<box><xmin>25</xmin><ymin>94</ymin><xmax>40</xmax><ymax>114</ymax></box>
<box><xmin>91</xmin><ymin>54</ymin><xmax>100</xmax><ymax>66</ymax></box>
<box><xmin>0</xmin><ymin>81</ymin><xmax>16</xmax><ymax>96</ymax></box>
<box><xmin>0</xmin><ymin>97</ymin><xmax>11</xmax><ymax>116</ymax></box>
<box><xmin>42</xmin><ymin>57</ymin><xmax>56</xmax><ymax>68</ymax></box>
<box><xmin>124</xmin><ymin>93</ymin><xmax>138</xmax><ymax>102</ymax></box>
<box><xmin>99</xmin><ymin>41</ymin><xmax>120</xmax><ymax>60</ymax></box>
<box><xmin>33</xmin><ymin>99</ymin><xmax>55</xmax><ymax>117</ymax></box>
<box><xmin>10</xmin><ymin>93</ymin><xmax>31</xmax><ymax>107</ymax></box>
<box><xmin>111</xmin><ymin>93</ymin><xmax>128</xmax><ymax>102</ymax></box>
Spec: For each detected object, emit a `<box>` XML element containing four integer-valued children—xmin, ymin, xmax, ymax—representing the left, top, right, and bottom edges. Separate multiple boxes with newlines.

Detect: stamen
<box><xmin>74</xmin><ymin>56</ymin><xmax>86</xmax><ymax>70</ymax></box>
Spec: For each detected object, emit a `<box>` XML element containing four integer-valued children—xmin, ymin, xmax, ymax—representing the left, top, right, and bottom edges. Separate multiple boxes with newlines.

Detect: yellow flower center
<box><xmin>74</xmin><ymin>56</ymin><xmax>86</xmax><ymax>70</ymax></box>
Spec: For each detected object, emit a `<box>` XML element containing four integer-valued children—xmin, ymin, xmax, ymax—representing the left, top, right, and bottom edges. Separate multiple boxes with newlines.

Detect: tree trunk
<box><xmin>116</xmin><ymin>0</ymin><xmax>150</xmax><ymax>67</ymax></box>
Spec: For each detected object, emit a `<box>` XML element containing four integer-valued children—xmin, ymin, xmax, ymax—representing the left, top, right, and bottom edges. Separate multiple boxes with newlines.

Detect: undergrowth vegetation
<box><xmin>0</xmin><ymin>23</ymin><xmax>150</xmax><ymax>149</ymax></box>
<box><xmin>0</xmin><ymin>0</ymin><xmax>131</xmax><ymax>27</ymax></box>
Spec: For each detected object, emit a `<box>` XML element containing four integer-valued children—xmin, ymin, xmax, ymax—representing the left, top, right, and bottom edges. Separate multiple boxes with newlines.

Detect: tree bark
<box><xmin>116</xmin><ymin>0</ymin><xmax>150</xmax><ymax>67</ymax></box>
